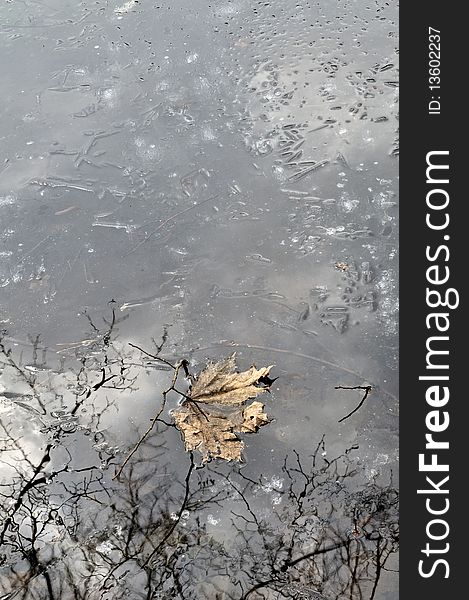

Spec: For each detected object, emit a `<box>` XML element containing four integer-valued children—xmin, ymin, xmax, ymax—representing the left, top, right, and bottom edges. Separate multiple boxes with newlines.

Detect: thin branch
<box><xmin>0</xmin><ymin>444</ymin><xmax>53</xmax><ymax>546</ymax></box>
<box><xmin>112</xmin><ymin>406</ymin><xmax>166</xmax><ymax>481</ymax></box>
<box><xmin>125</xmin><ymin>195</ymin><xmax>218</xmax><ymax>255</ymax></box>
<box><xmin>336</xmin><ymin>385</ymin><xmax>372</xmax><ymax>423</ymax></box>
<box><xmin>128</xmin><ymin>342</ymin><xmax>176</xmax><ymax>371</ymax></box>
<box><xmin>242</xmin><ymin>540</ymin><xmax>350</xmax><ymax>599</ymax></box>
<box><xmin>113</xmin><ymin>359</ymin><xmax>191</xmax><ymax>480</ymax></box>
<box><xmin>142</xmin><ymin>453</ymin><xmax>195</xmax><ymax>568</ymax></box>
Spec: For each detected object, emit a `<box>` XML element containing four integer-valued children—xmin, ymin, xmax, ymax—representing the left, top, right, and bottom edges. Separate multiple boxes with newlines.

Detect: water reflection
<box><xmin>1</xmin><ymin>0</ymin><xmax>398</xmax><ymax>597</ymax></box>
<box><xmin>1</xmin><ymin>318</ymin><xmax>398</xmax><ymax>599</ymax></box>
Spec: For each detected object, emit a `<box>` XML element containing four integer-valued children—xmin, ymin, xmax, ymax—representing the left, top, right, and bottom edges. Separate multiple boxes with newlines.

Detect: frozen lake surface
<box><xmin>1</xmin><ymin>1</ymin><xmax>398</xmax><ymax>598</ymax></box>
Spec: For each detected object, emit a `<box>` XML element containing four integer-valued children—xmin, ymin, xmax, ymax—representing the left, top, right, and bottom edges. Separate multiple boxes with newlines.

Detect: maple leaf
<box><xmin>189</xmin><ymin>354</ymin><xmax>273</xmax><ymax>405</ymax></box>
<box><xmin>173</xmin><ymin>406</ymin><xmax>244</xmax><ymax>462</ymax></box>
<box><xmin>173</xmin><ymin>355</ymin><xmax>273</xmax><ymax>463</ymax></box>
<box><xmin>240</xmin><ymin>401</ymin><xmax>270</xmax><ymax>432</ymax></box>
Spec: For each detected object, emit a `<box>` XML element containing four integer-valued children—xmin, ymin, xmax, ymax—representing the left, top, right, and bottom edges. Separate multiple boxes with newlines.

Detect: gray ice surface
<box><xmin>1</xmin><ymin>1</ymin><xmax>398</xmax><ymax>598</ymax></box>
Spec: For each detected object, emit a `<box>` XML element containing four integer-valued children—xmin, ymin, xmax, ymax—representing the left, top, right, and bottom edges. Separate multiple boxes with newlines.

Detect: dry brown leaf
<box><xmin>173</xmin><ymin>405</ymin><xmax>245</xmax><ymax>462</ymax></box>
<box><xmin>189</xmin><ymin>353</ymin><xmax>273</xmax><ymax>405</ymax></box>
<box><xmin>173</xmin><ymin>355</ymin><xmax>273</xmax><ymax>463</ymax></box>
<box><xmin>240</xmin><ymin>401</ymin><xmax>271</xmax><ymax>433</ymax></box>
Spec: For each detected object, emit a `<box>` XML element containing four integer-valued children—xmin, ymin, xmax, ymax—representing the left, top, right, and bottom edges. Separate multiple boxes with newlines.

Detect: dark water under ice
<box><xmin>0</xmin><ymin>1</ymin><xmax>398</xmax><ymax>598</ymax></box>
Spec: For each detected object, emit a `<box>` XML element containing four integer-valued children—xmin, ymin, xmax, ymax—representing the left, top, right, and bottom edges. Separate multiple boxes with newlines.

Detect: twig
<box><xmin>182</xmin><ymin>397</ymin><xmax>210</xmax><ymax>421</ymax></box>
<box><xmin>142</xmin><ymin>453</ymin><xmax>195</xmax><ymax>568</ymax></box>
<box><xmin>113</xmin><ymin>359</ymin><xmax>191</xmax><ymax>480</ymax></box>
<box><xmin>125</xmin><ymin>195</ymin><xmax>217</xmax><ymax>255</ymax></box>
<box><xmin>193</xmin><ymin>342</ymin><xmax>365</xmax><ymax>380</ymax></box>
<box><xmin>242</xmin><ymin>540</ymin><xmax>349</xmax><ymax>599</ymax></box>
<box><xmin>112</xmin><ymin>402</ymin><xmax>167</xmax><ymax>481</ymax></box>
<box><xmin>128</xmin><ymin>342</ymin><xmax>176</xmax><ymax>371</ymax></box>
<box><xmin>129</xmin><ymin>342</ymin><xmax>205</xmax><ymax>417</ymax></box>
<box><xmin>0</xmin><ymin>444</ymin><xmax>53</xmax><ymax>546</ymax></box>
<box><xmin>336</xmin><ymin>385</ymin><xmax>372</xmax><ymax>423</ymax></box>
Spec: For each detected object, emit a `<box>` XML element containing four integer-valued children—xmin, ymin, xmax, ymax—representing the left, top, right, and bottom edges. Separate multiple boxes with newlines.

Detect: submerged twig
<box><xmin>193</xmin><ymin>342</ymin><xmax>365</xmax><ymax>380</ymax></box>
<box><xmin>128</xmin><ymin>342</ymin><xmax>177</xmax><ymax>372</ymax></box>
<box><xmin>125</xmin><ymin>195</ymin><xmax>217</xmax><ymax>256</ymax></box>
<box><xmin>336</xmin><ymin>385</ymin><xmax>372</xmax><ymax>423</ymax></box>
